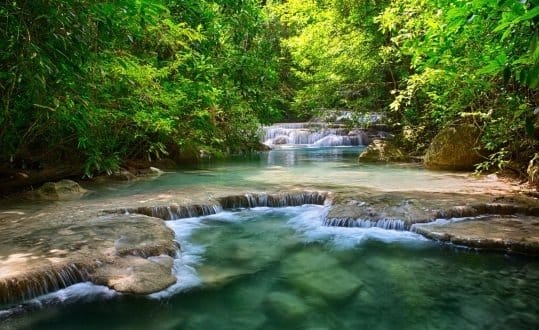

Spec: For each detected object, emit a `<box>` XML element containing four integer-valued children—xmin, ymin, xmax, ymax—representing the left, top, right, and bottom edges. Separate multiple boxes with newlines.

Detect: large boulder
<box><xmin>528</xmin><ymin>153</ymin><xmax>539</xmax><ymax>190</ymax></box>
<box><xmin>35</xmin><ymin>179</ymin><xmax>87</xmax><ymax>200</ymax></box>
<box><xmin>358</xmin><ymin>139</ymin><xmax>408</xmax><ymax>163</ymax></box>
<box><xmin>424</xmin><ymin>123</ymin><xmax>484</xmax><ymax>171</ymax></box>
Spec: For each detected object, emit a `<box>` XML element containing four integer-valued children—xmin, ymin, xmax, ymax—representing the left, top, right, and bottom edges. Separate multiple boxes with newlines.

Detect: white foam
<box><xmin>152</xmin><ymin>205</ymin><xmax>428</xmax><ymax>299</ymax></box>
<box><xmin>14</xmin><ymin>282</ymin><xmax>118</xmax><ymax>310</ymax></box>
<box><xmin>149</xmin><ymin>217</ymin><xmax>208</xmax><ymax>298</ymax></box>
<box><xmin>287</xmin><ymin>205</ymin><xmax>427</xmax><ymax>249</ymax></box>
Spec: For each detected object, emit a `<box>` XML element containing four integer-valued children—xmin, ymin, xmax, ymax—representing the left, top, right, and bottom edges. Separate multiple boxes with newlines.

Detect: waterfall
<box><xmin>106</xmin><ymin>191</ymin><xmax>331</xmax><ymax>221</ymax></box>
<box><xmin>123</xmin><ymin>204</ymin><xmax>224</xmax><ymax>220</ymax></box>
<box><xmin>0</xmin><ymin>263</ymin><xmax>91</xmax><ymax>305</ymax></box>
<box><xmin>262</xmin><ymin>123</ymin><xmax>369</xmax><ymax>147</ymax></box>
<box><xmin>323</xmin><ymin>218</ymin><xmax>408</xmax><ymax>231</ymax></box>
<box><xmin>217</xmin><ymin>191</ymin><xmax>329</xmax><ymax>209</ymax></box>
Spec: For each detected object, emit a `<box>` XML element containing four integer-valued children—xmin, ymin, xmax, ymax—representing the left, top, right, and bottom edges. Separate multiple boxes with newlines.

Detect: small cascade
<box><xmin>124</xmin><ymin>204</ymin><xmax>223</xmax><ymax>220</ymax></box>
<box><xmin>262</xmin><ymin>122</ymin><xmax>368</xmax><ymax>147</ymax></box>
<box><xmin>0</xmin><ymin>263</ymin><xmax>92</xmax><ymax>305</ymax></box>
<box><xmin>217</xmin><ymin>191</ymin><xmax>329</xmax><ymax>209</ymax></box>
<box><xmin>323</xmin><ymin>218</ymin><xmax>408</xmax><ymax>231</ymax></box>
<box><xmin>103</xmin><ymin>191</ymin><xmax>330</xmax><ymax>221</ymax></box>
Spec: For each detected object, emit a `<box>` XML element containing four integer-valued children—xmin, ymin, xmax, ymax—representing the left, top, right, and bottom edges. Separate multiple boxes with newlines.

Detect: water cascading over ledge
<box><xmin>0</xmin><ymin>192</ymin><xmax>330</xmax><ymax>305</ymax></box>
<box><xmin>0</xmin><ymin>263</ymin><xmax>92</xmax><ymax>305</ymax></box>
<box><xmin>322</xmin><ymin>202</ymin><xmax>539</xmax><ymax>231</ymax></box>
<box><xmin>218</xmin><ymin>191</ymin><xmax>330</xmax><ymax>209</ymax></box>
<box><xmin>108</xmin><ymin>191</ymin><xmax>332</xmax><ymax>221</ymax></box>
<box><xmin>323</xmin><ymin>218</ymin><xmax>408</xmax><ymax>230</ymax></box>
<box><xmin>262</xmin><ymin>122</ymin><xmax>369</xmax><ymax>147</ymax></box>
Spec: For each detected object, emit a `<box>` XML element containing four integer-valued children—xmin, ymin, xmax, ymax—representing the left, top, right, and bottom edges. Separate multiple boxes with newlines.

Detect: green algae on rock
<box><xmin>424</xmin><ymin>123</ymin><xmax>484</xmax><ymax>171</ymax></box>
<box><xmin>358</xmin><ymin>139</ymin><xmax>408</xmax><ymax>163</ymax></box>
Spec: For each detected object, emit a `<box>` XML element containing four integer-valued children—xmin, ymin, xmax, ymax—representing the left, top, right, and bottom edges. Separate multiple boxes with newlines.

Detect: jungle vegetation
<box><xmin>1</xmin><ymin>0</ymin><xmax>538</xmax><ymax>176</ymax></box>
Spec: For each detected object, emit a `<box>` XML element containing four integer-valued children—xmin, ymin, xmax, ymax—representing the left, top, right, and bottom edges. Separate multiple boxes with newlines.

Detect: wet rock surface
<box><xmin>0</xmin><ymin>212</ymin><xmax>176</xmax><ymax>304</ymax></box>
<box><xmin>91</xmin><ymin>255</ymin><xmax>176</xmax><ymax>294</ymax></box>
<box><xmin>412</xmin><ymin>216</ymin><xmax>539</xmax><ymax>255</ymax></box>
<box><xmin>325</xmin><ymin>192</ymin><xmax>539</xmax><ymax>254</ymax></box>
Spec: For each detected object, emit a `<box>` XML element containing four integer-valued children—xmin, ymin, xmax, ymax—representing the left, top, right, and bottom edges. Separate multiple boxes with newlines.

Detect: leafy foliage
<box><xmin>1</xmin><ymin>0</ymin><xmax>537</xmax><ymax>176</ymax></box>
<box><xmin>1</xmin><ymin>0</ymin><xmax>282</xmax><ymax>175</ymax></box>
<box><xmin>376</xmin><ymin>0</ymin><xmax>538</xmax><ymax>166</ymax></box>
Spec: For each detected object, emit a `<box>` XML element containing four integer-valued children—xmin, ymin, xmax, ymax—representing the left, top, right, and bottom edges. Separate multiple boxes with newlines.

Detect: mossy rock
<box><xmin>36</xmin><ymin>179</ymin><xmax>87</xmax><ymax>200</ymax></box>
<box><xmin>424</xmin><ymin>124</ymin><xmax>484</xmax><ymax>171</ymax></box>
<box><xmin>358</xmin><ymin>139</ymin><xmax>408</xmax><ymax>163</ymax></box>
<box><xmin>528</xmin><ymin>153</ymin><xmax>539</xmax><ymax>191</ymax></box>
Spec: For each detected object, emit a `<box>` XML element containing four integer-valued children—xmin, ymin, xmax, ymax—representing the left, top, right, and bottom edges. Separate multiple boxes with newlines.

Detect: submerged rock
<box><xmin>281</xmin><ymin>250</ymin><xmax>363</xmax><ymax>301</ymax></box>
<box><xmin>358</xmin><ymin>139</ymin><xmax>408</xmax><ymax>163</ymax></box>
<box><xmin>35</xmin><ymin>179</ymin><xmax>87</xmax><ymax>200</ymax></box>
<box><xmin>265</xmin><ymin>292</ymin><xmax>310</xmax><ymax>320</ymax></box>
<box><xmin>197</xmin><ymin>265</ymin><xmax>254</xmax><ymax>288</ymax></box>
<box><xmin>292</xmin><ymin>269</ymin><xmax>363</xmax><ymax>301</ymax></box>
<box><xmin>424</xmin><ymin>123</ymin><xmax>484</xmax><ymax>171</ymax></box>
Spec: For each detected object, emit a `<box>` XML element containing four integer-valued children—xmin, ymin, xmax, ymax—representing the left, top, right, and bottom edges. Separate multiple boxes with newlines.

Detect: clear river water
<box><xmin>2</xmin><ymin>146</ymin><xmax>539</xmax><ymax>329</ymax></box>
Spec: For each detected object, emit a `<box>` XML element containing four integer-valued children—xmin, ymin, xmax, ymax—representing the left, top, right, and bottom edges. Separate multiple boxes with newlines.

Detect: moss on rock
<box><xmin>358</xmin><ymin>139</ymin><xmax>408</xmax><ymax>163</ymax></box>
<box><xmin>424</xmin><ymin>123</ymin><xmax>484</xmax><ymax>171</ymax></box>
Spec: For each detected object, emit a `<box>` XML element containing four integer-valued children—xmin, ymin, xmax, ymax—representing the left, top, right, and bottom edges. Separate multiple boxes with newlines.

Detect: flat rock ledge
<box><xmin>0</xmin><ymin>214</ymin><xmax>177</xmax><ymax>305</ymax></box>
<box><xmin>323</xmin><ymin>192</ymin><xmax>539</xmax><ymax>255</ymax></box>
<box><xmin>412</xmin><ymin>216</ymin><xmax>539</xmax><ymax>255</ymax></box>
<box><xmin>0</xmin><ymin>190</ymin><xmax>331</xmax><ymax>306</ymax></box>
<box><xmin>2</xmin><ymin>188</ymin><xmax>538</xmax><ymax>309</ymax></box>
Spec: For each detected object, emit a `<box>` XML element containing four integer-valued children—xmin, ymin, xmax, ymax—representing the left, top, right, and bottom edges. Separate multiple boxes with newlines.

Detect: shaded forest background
<box><xmin>1</xmin><ymin>0</ymin><xmax>538</xmax><ymax>177</ymax></box>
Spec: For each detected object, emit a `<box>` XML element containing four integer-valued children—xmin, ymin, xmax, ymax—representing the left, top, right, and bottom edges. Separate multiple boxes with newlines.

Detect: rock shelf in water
<box><xmin>0</xmin><ymin>213</ymin><xmax>177</xmax><ymax>305</ymax></box>
<box><xmin>0</xmin><ymin>190</ymin><xmax>331</xmax><ymax>306</ymax></box>
<box><xmin>1</xmin><ymin>187</ymin><xmax>539</xmax><ymax>308</ymax></box>
<box><xmin>323</xmin><ymin>192</ymin><xmax>539</xmax><ymax>255</ymax></box>
<box><xmin>411</xmin><ymin>216</ymin><xmax>539</xmax><ymax>255</ymax></box>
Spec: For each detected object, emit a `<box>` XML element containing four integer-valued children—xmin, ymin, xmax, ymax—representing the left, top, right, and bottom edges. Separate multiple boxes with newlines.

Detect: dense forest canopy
<box><xmin>1</xmin><ymin>0</ymin><xmax>538</xmax><ymax>176</ymax></box>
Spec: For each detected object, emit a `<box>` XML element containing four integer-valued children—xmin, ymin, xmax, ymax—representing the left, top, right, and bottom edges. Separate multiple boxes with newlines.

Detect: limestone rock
<box><xmin>528</xmin><ymin>153</ymin><xmax>539</xmax><ymax>190</ymax></box>
<box><xmin>91</xmin><ymin>255</ymin><xmax>176</xmax><ymax>295</ymax></box>
<box><xmin>358</xmin><ymin>139</ymin><xmax>408</xmax><ymax>163</ymax></box>
<box><xmin>412</xmin><ymin>216</ymin><xmax>539</xmax><ymax>255</ymax></box>
<box><xmin>35</xmin><ymin>179</ymin><xmax>87</xmax><ymax>200</ymax></box>
<box><xmin>0</xmin><ymin>213</ymin><xmax>177</xmax><ymax>303</ymax></box>
<box><xmin>424</xmin><ymin>124</ymin><xmax>484</xmax><ymax>171</ymax></box>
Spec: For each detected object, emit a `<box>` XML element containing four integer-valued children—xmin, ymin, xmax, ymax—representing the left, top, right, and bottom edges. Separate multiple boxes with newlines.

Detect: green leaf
<box><xmin>519</xmin><ymin>6</ymin><xmax>539</xmax><ymax>22</ymax></box>
<box><xmin>526</xmin><ymin>63</ymin><xmax>539</xmax><ymax>88</ymax></box>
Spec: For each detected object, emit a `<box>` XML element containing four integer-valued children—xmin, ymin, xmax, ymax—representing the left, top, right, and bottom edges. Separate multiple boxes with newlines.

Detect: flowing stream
<box><xmin>1</xmin><ymin>140</ymin><xmax>538</xmax><ymax>329</ymax></box>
